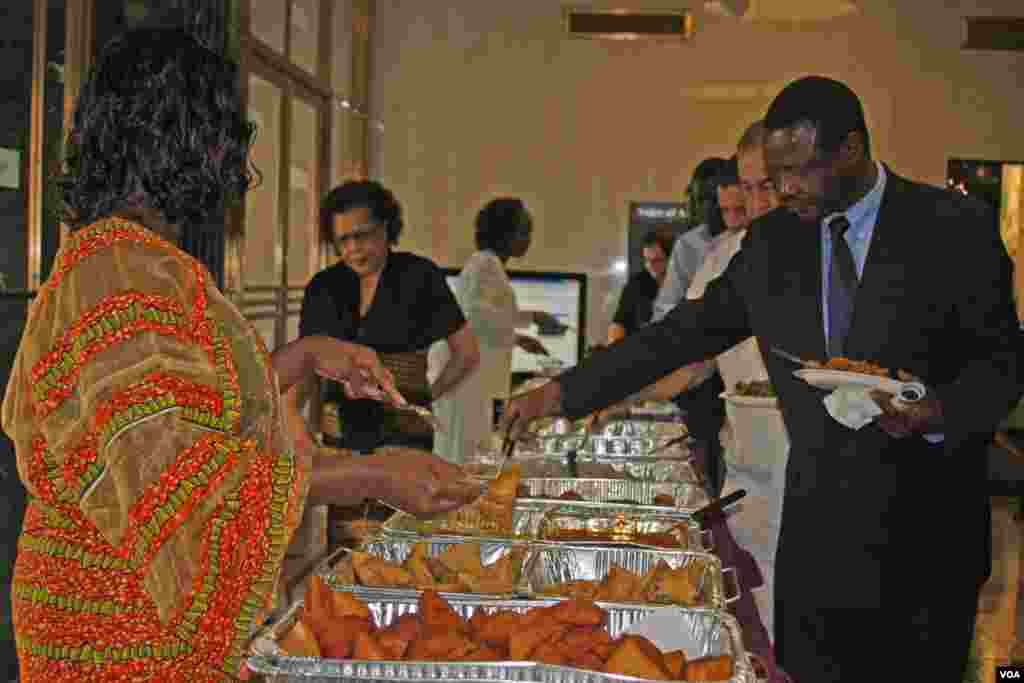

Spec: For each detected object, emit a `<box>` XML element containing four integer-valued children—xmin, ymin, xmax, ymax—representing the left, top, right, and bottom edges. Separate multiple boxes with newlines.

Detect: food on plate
<box><xmin>331</xmin><ymin>542</ymin><xmax>524</xmax><ymax>594</ymax></box>
<box><xmin>280</xmin><ymin>586</ymin><xmax>734</xmax><ymax>680</ymax></box>
<box><xmin>733</xmin><ymin>380</ymin><xmax>775</xmax><ymax>397</ymax></box>
<box><xmin>538</xmin><ymin>559</ymin><xmax>706</xmax><ymax>606</ymax></box>
<box><xmin>822</xmin><ymin>356</ymin><xmax>889</xmax><ymax>377</ymax></box>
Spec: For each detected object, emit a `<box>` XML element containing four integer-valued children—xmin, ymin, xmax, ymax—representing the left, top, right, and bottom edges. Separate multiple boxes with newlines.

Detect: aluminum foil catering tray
<box><xmin>537</xmin><ymin>510</ymin><xmax>711</xmax><ymax>552</ymax></box>
<box><xmin>249</xmin><ymin>592</ymin><xmax>754</xmax><ymax>683</ymax></box>
<box><xmin>516</xmin><ymin>478</ymin><xmax>709</xmax><ymax>512</ymax></box>
<box><xmin>379</xmin><ymin>501</ymin><xmax>553</xmax><ymax>541</ymax></box>
<box><xmin>522</xmin><ymin>545</ymin><xmax>738</xmax><ymax>609</ymax></box>
<box><xmin>530</xmin><ymin>417</ymin><xmax>687</xmax><ymax>440</ymax></box>
<box><xmin>536</xmin><ymin>435</ymin><xmax>691</xmax><ymax>459</ymax></box>
<box><xmin>466</xmin><ymin>454</ymin><xmax>700</xmax><ymax>484</ymax></box>
<box><xmin>319</xmin><ymin>542</ymin><xmax>530</xmax><ymax>601</ymax></box>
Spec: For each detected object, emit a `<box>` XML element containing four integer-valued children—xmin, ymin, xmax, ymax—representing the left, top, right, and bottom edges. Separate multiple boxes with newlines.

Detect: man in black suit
<box><xmin>502</xmin><ymin>76</ymin><xmax>1023</xmax><ymax>681</ymax></box>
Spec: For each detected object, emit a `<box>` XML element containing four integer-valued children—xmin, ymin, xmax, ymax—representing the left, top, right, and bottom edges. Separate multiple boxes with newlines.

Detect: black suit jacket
<box><xmin>559</xmin><ymin>168</ymin><xmax>1023</xmax><ymax>608</ymax></box>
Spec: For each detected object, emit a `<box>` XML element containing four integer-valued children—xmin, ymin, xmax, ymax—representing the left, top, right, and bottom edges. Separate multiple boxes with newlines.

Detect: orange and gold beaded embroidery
<box><xmin>9</xmin><ymin>218</ymin><xmax>306</xmax><ymax>682</ymax></box>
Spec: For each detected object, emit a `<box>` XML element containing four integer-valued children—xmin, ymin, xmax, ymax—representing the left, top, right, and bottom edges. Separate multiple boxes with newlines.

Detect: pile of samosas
<box><xmin>331</xmin><ymin>541</ymin><xmax>524</xmax><ymax>594</ymax></box>
<box><xmin>280</xmin><ymin>580</ymin><xmax>734</xmax><ymax>681</ymax></box>
<box><xmin>538</xmin><ymin>561</ymin><xmax>705</xmax><ymax>606</ymax></box>
<box><xmin>432</xmin><ymin>463</ymin><xmax>521</xmax><ymax>535</ymax></box>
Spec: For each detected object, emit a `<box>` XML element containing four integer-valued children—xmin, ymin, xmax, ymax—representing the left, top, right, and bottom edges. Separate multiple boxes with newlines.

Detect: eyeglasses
<box><xmin>334</xmin><ymin>222</ymin><xmax>385</xmax><ymax>247</ymax></box>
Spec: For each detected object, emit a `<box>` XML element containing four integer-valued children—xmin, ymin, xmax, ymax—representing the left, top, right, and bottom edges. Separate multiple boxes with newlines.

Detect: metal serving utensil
<box><xmin>334</xmin><ymin>374</ymin><xmax>444</xmax><ymax>432</ymax></box>
<box><xmin>770</xmin><ymin>346</ymin><xmax>822</xmax><ymax>368</ymax></box>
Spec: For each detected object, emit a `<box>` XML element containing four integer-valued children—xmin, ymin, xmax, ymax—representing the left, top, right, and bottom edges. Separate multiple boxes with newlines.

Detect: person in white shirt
<box><xmin>687</xmin><ymin>121</ymin><xmax>787</xmax><ymax>641</ymax></box>
<box><xmin>430</xmin><ymin>198</ymin><xmax>558</xmax><ymax>463</ymax></box>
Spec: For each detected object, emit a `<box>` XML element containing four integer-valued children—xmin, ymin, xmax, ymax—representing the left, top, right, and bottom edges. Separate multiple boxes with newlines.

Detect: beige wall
<box><xmin>368</xmin><ymin>0</ymin><xmax>1024</xmax><ymax>345</ymax></box>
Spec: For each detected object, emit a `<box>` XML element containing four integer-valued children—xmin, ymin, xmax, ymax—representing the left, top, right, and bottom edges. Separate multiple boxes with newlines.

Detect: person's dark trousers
<box><xmin>774</xmin><ymin>588</ymin><xmax>980</xmax><ymax>682</ymax></box>
<box><xmin>673</xmin><ymin>371</ymin><xmax>727</xmax><ymax>496</ymax></box>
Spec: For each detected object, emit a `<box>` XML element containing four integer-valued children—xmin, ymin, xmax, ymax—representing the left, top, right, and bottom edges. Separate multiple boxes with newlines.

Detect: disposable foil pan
<box><xmin>321</xmin><ymin>543</ymin><xmax>530</xmax><ymax>600</ymax></box>
<box><xmin>516</xmin><ymin>478</ymin><xmax>709</xmax><ymax>511</ymax></box>
<box><xmin>249</xmin><ymin>593</ymin><xmax>754</xmax><ymax>683</ymax></box>
<box><xmin>522</xmin><ymin>545</ymin><xmax>739</xmax><ymax>609</ymax></box>
<box><xmin>494</xmin><ymin>452</ymin><xmax>700</xmax><ymax>484</ymax></box>
<box><xmin>537</xmin><ymin>510</ymin><xmax>711</xmax><ymax>551</ymax></box>
<box><xmin>379</xmin><ymin>502</ymin><xmax>553</xmax><ymax>541</ymax></box>
<box><xmin>530</xmin><ymin>418</ymin><xmax>687</xmax><ymax>440</ymax></box>
<box><xmin>538</xmin><ymin>436</ymin><xmax>691</xmax><ymax>459</ymax></box>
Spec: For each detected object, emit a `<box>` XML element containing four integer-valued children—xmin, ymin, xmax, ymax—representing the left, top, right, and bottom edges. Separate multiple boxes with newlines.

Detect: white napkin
<box><xmin>823</xmin><ymin>386</ymin><xmax>883</xmax><ymax>430</ymax></box>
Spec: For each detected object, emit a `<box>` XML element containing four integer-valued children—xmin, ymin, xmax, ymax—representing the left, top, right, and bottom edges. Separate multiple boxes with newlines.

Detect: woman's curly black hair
<box><xmin>321</xmin><ymin>180</ymin><xmax>404</xmax><ymax>251</ymax></box>
<box><xmin>60</xmin><ymin>27</ymin><xmax>257</xmax><ymax>230</ymax></box>
<box><xmin>475</xmin><ymin>198</ymin><xmax>531</xmax><ymax>256</ymax></box>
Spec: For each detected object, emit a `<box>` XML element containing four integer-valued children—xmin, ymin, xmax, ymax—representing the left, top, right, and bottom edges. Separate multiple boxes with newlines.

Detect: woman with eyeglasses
<box><xmin>430</xmin><ymin>197</ymin><xmax>561</xmax><ymax>464</ymax></box>
<box><xmin>289</xmin><ymin>180</ymin><xmax>480</xmax><ymax>458</ymax></box>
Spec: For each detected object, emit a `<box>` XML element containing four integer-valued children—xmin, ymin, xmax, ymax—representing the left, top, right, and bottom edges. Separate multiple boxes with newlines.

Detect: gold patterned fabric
<box><xmin>1</xmin><ymin>218</ymin><xmax>310</xmax><ymax>682</ymax></box>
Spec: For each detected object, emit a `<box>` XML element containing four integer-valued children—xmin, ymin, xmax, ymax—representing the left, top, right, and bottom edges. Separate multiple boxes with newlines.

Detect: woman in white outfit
<box><xmin>430</xmin><ymin>198</ymin><xmax>558</xmax><ymax>463</ymax></box>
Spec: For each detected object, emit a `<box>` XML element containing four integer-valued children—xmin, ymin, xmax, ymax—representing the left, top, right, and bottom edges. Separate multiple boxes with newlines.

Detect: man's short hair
<box><xmin>764</xmin><ymin>76</ymin><xmax>871</xmax><ymax>157</ymax></box>
<box><xmin>737</xmin><ymin>120</ymin><xmax>765</xmax><ymax>153</ymax></box>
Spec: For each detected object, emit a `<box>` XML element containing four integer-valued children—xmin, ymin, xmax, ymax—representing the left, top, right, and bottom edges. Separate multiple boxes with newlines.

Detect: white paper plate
<box><xmin>793</xmin><ymin>368</ymin><xmax>904</xmax><ymax>394</ymax></box>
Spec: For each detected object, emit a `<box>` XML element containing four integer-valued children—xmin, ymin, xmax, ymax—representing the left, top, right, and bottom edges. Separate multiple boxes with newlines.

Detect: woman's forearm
<box><xmin>307</xmin><ymin>453</ymin><xmax>386</xmax><ymax>507</ymax></box>
<box><xmin>271</xmin><ymin>337</ymin><xmax>315</xmax><ymax>394</ymax></box>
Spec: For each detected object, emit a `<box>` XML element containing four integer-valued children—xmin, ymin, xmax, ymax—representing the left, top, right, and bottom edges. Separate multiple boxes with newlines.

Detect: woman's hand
<box><xmin>306</xmin><ymin>336</ymin><xmax>405</xmax><ymax>405</ymax></box>
<box><xmin>367</xmin><ymin>450</ymin><xmax>484</xmax><ymax>517</ymax></box>
<box><xmin>516</xmin><ymin>334</ymin><xmax>549</xmax><ymax>356</ymax></box>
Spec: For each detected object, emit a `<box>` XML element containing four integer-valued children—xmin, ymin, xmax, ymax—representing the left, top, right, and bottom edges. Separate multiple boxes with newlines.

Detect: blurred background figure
<box><xmin>431</xmin><ymin>197</ymin><xmax>560</xmax><ymax>463</ymax></box>
<box><xmin>608</xmin><ymin>225</ymin><xmax>677</xmax><ymax>344</ymax></box>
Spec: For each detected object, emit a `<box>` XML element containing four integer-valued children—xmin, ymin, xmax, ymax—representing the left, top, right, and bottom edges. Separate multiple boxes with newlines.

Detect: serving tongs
<box><xmin>691</xmin><ymin>488</ymin><xmax>747</xmax><ymax>526</ymax></box>
<box><xmin>770</xmin><ymin>346</ymin><xmax>822</xmax><ymax>369</ymax></box>
<box><xmin>647</xmin><ymin>429</ymin><xmax>693</xmax><ymax>457</ymax></box>
<box><xmin>495</xmin><ymin>414</ymin><xmax>519</xmax><ymax>478</ymax></box>
<box><xmin>333</xmin><ymin>373</ymin><xmax>444</xmax><ymax>433</ymax></box>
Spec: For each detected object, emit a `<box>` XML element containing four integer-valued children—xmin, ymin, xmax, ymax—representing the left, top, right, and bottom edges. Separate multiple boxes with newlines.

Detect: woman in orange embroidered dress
<box><xmin>2</xmin><ymin>28</ymin><xmax>480</xmax><ymax>683</ymax></box>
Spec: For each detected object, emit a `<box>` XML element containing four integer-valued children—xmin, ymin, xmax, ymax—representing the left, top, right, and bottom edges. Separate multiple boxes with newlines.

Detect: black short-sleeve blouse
<box><xmin>298</xmin><ymin>251</ymin><xmax>466</xmax><ymax>449</ymax></box>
